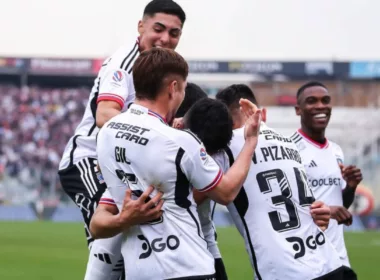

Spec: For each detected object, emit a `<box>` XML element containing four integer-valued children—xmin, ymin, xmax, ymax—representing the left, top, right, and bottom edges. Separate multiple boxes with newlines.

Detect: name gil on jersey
<box><xmin>253</xmin><ymin>145</ymin><xmax>302</xmax><ymax>164</ymax></box>
<box><xmin>107</xmin><ymin>122</ymin><xmax>150</xmax><ymax>146</ymax></box>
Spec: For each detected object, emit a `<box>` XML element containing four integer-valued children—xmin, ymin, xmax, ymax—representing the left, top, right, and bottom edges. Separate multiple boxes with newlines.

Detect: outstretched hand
<box><xmin>240</xmin><ymin>98</ymin><xmax>261</xmax><ymax>140</ymax></box>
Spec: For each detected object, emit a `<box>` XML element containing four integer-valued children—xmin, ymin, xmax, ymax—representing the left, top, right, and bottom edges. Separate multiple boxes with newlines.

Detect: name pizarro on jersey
<box><xmin>253</xmin><ymin>145</ymin><xmax>302</xmax><ymax>164</ymax></box>
<box><xmin>107</xmin><ymin>122</ymin><xmax>150</xmax><ymax>146</ymax></box>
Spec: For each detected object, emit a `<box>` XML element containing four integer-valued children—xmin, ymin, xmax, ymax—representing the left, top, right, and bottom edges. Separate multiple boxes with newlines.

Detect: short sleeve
<box><xmin>97</xmin><ymin>68</ymin><xmax>130</xmax><ymax>108</ymax></box>
<box><xmin>333</xmin><ymin>144</ymin><xmax>346</xmax><ymax>190</ymax></box>
<box><xmin>212</xmin><ymin>151</ymin><xmax>230</xmax><ymax>173</ymax></box>
<box><xmin>181</xmin><ymin>145</ymin><xmax>223</xmax><ymax>193</ymax></box>
<box><xmin>99</xmin><ymin>189</ymin><xmax>117</xmax><ymax>206</ymax></box>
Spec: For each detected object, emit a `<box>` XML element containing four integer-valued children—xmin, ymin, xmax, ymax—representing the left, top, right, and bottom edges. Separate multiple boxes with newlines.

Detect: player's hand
<box><xmin>241</xmin><ymin>99</ymin><xmax>261</xmax><ymax>141</ymax></box>
<box><xmin>339</xmin><ymin>164</ymin><xmax>362</xmax><ymax>189</ymax></box>
<box><xmin>172</xmin><ymin>117</ymin><xmax>184</xmax><ymax>129</ymax></box>
<box><xmin>240</xmin><ymin>98</ymin><xmax>258</xmax><ymax>117</ymax></box>
<box><xmin>118</xmin><ymin>186</ymin><xmax>164</xmax><ymax>229</ymax></box>
<box><xmin>310</xmin><ymin>201</ymin><xmax>331</xmax><ymax>231</ymax></box>
<box><xmin>330</xmin><ymin>206</ymin><xmax>353</xmax><ymax>226</ymax></box>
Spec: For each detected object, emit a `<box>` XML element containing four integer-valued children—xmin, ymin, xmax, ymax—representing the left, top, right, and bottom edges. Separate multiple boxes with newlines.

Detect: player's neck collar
<box><xmin>298</xmin><ymin>129</ymin><xmax>329</xmax><ymax>149</ymax></box>
<box><xmin>129</xmin><ymin>103</ymin><xmax>168</xmax><ymax>124</ymax></box>
<box><xmin>148</xmin><ymin>110</ymin><xmax>167</xmax><ymax>124</ymax></box>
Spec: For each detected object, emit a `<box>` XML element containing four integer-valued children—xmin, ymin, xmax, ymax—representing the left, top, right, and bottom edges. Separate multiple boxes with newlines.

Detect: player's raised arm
<box><xmin>185</xmin><ymin>108</ymin><xmax>261</xmax><ymax>205</ymax></box>
<box><xmin>96</xmin><ymin>68</ymin><xmax>131</xmax><ymax>127</ymax></box>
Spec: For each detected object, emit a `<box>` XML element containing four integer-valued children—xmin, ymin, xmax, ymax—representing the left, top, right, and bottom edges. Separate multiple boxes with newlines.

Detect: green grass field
<box><xmin>0</xmin><ymin>222</ymin><xmax>379</xmax><ymax>279</ymax></box>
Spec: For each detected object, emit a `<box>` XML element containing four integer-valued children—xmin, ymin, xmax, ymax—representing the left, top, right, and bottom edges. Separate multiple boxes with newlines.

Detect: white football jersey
<box><xmin>59</xmin><ymin>39</ymin><xmax>139</xmax><ymax>170</ymax></box>
<box><xmin>291</xmin><ymin>129</ymin><xmax>350</xmax><ymax>267</ymax></box>
<box><xmin>215</xmin><ymin>124</ymin><xmax>343</xmax><ymax>280</ymax></box>
<box><xmin>97</xmin><ymin>104</ymin><xmax>222</xmax><ymax>280</ymax></box>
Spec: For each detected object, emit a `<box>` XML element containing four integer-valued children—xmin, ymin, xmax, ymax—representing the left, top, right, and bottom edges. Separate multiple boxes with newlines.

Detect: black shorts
<box><xmin>314</xmin><ymin>266</ymin><xmax>344</xmax><ymax>280</ymax></box>
<box><xmin>214</xmin><ymin>258</ymin><xmax>228</xmax><ymax>280</ymax></box>
<box><xmin>342</xmin><ymin>266</ymin><xmax>357</xmax><ymax>280</ymax></box>
<box><xmin>58</xmin><ymin>158</ymin><xmax>107</xmax><ymax>247</ymax></box>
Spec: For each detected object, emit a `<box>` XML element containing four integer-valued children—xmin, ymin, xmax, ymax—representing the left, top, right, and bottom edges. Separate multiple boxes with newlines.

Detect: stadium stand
<box><xmin>0</xmin><ymin>82</ymin><xmax>379</xmax><ymax>214</ymax></box>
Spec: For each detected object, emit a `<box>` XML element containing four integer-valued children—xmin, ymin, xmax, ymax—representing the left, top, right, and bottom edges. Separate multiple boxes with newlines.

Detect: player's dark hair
<box><xmin>144</xmin><ymin>0</ymin><xmax>186</xmax><ymax>25</ymax></box>
<box><xmin>184</xmin><ymin>98</ymin><xmax>233</xmax><ymax>155</ymax></box>
<box><xmin>175</xmin><ymin>83</ymin><xmax>208</xmax><ymax>118</ymax></box>
<box><xmin>296</xmin><ymin>81</ymin><xmax>327</xmax><ymax>101</ymax></box>
<box><xmin>216</xmin><ymin>84</ymin><xmax>258</xmax><ymax>110</ymax></box>
<box><xmin>133</xmin><ymin>48</ymin><xmax>188</xmax><ymax>100</ymax></box>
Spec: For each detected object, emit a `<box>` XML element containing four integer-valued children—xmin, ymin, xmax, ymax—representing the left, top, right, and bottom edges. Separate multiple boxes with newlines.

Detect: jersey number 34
<box><xmin>257</xmin><ymin>168</ymin><xmax>315</xmax><ymax>232</ymax></box>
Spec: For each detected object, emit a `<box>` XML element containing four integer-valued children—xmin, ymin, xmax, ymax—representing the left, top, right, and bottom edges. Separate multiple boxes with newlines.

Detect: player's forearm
<box><xmin>90</xmin><ymin>211</ymin><xmax>125</xmax><ymax>239</ymax></box>
<box><xmin>215</xmin><ymin>138</ymin><xmax>257</xmax><ymax>204</ymax></box>
<box><xmin>342</xmin><ymin>187</ymin><xmax>356</xmax><ymax>208</ymax></box>
<box><xmin>96</xmin><ymin>108</ymin><xmax>121</xmax><ymax>128</ymax></box>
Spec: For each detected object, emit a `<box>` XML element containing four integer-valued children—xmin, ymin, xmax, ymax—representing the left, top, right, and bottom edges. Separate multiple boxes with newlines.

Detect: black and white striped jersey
<box><xmin>96</xmin><ymin>104</ymin><xmax>222</xmax><ymax>280</ymax></box>
<box><xmin>59</xmin><ymin>39</ymin><xmax>140</xmax><ymax>170</ymax></box>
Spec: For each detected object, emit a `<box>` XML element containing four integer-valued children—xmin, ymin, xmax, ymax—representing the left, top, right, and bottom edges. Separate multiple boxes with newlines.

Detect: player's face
<box><xmin>296</xmin><ymin>86</ymin><xmax>332</xmax><ymax>132</ymax></box>
<box><xmin>138</xmin><ymin>13</ymin><xmax>183</xmax><ymax>52</ymax></box>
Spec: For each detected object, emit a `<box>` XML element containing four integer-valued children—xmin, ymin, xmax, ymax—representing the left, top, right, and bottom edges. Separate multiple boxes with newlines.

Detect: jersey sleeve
<box><xmin>212</xmin><ymin>151</ymin><xmax>230</xmax><ymax>173</ymax></box>
<box><xmin>181</xmin><ymin>144</ymin><xmax>223</xmax><ymax>193</ymax></box>
<box><xmin>334</xmin><ymin>144</ymin><xmax>347</xmax><ymax>190</ymax></box>
<box><xmin>99</xmin><ymin>189</ymin><xmax>117</xmax><ymax>206</ymax></box>
<box><xmin>97</xmin><ymin>68</ymin><xmax>130</xmax><ymax>108</ymax></box>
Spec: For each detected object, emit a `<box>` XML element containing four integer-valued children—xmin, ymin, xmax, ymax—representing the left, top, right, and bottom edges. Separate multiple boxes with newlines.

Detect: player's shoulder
<box><xmin>211</xmin><ymin>151</ymin><xmax>230</xmax><ymax>173</ymax></box>
<box><xmin>289</xmin><ymin>130</ymin><xmax>308</xmax><ymax>152</ymax></box>
<box><xmin>158</xmin><ymin>126</ymin><xmax>207</xmax><ymax>157</ymax></box>
<box><xmin>104</xmin><ymin>39</ymin><xmax>140</xmax><ymax>73</ymax></box>
<box><xmin>328</xmin><ymin>140</ymin><xmax>344</xmax><ymax>159</ymax></box>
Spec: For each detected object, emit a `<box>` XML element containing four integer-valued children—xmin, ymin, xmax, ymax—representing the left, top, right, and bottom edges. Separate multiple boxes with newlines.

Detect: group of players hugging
<box><xmin>58</xmin><ymin>1</ymin><xmax>362</xmax><ymax>279</ymax></box>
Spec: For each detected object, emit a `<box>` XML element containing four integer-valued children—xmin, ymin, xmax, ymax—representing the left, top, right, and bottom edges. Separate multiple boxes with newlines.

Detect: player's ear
<box><xmin>261</xmin><ymin>107</ymin><xmax>267</xmax><ymax>122</ymax></box>
<box><xmin>138</xmin><ymin>20</ymin><xmax>144</xmax><ymax>35</ymax></box>
<box><xmin>168</xmin><ymin>80</ymin><xmax>177</xmax><ymax>100</ymax></box>
<box><xmin>295</xmin><ymin>105</ymin><xmax>301</xmax><ymax>116</ymax></box>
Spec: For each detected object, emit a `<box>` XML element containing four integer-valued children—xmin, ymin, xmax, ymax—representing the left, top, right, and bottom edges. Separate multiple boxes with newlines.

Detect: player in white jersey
<box><xmin>215</xmin><ymin>84</ymin><xmax>344</xmax><ymax>280</ymax></box>
<box><xmin>93</xmin><ymin>97</ymin><xmax>231</xmax><ymax>280</ymax></box>
<box><xmin>84</xmin><ymin>82</ymin><xmax>209</xmax><ymax>280</ymax></box>
<box><xmin>291</xmin><ymin>81</ymin><xmax>363</xmax><ymax>280</ymax></box>
<box><xmin>87</xmin><ymin>85</ymin><xmax>229</xmax><ymax>280</ymax></box>
<box><xmin>95</xmin><ymin>48</ymin><xmax>261</xmax><ymax>279</ymax></box>
<box><xmin>58</xmin><ymin>1</ymin><xmax>186</xmax><ymax>279</ymax></box>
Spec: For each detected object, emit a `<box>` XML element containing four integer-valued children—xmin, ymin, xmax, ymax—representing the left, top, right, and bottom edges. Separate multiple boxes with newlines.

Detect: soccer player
<box><xmin>96</xmin><ymin>48</ymin><xmax>261</xmax><ymax>280</ymax></box>
<box><xmin>291</xmin><ymin>81</ymin><xmax>363</xmax><ymax>280</ymax></box>
<box><xmin>58</xmin><ymin>0</ymin><xmax>186</xmax><ymax>247</ymax></box>
<box><xmin>58</xmin><ymin>0</ymin><xmax>186</xmax><ymax>279</ymax></box>
<box><xmin>215</xmin><ymin>84</ymin><xmax>344</xmax><ymax>280</ymax></box>
<box><xmin>93</xmin><ymin>97</ymin><xmax>231</xmax><ymax>280</ymax></box>
<box><xmin>183</xmin><ymin>98</ymin><xmax>232</xmax><ymax>280</ymax></box>
<box><xmin>84</xmin><ymin>83</ymin><xmax>212</xmax><ymax>280</ymax></box>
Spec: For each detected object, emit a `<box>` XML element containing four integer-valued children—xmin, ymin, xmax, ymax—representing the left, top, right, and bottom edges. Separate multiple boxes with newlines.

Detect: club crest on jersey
<box><xmin>200</xmin><ymin>147</ymin><xmax>207</xmax><ymax>161</ymax></box>
<box><xmin>112</xmin><ymin>70</ymin><xmax>124</xmax><ymax>82</ymax></box>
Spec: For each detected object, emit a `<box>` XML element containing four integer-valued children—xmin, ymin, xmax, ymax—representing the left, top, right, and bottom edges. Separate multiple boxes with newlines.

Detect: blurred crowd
<box><xmin>0</xmin><ymin>84</ymin><xmax>89</xmax><ymax>204</ymax></box>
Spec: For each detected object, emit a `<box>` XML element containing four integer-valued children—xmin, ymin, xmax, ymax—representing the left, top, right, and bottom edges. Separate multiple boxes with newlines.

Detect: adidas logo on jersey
<box><xmin>308</xmin><ymin>160</ymin><xmax>317</xmax><ymax>168</ymax></box>
<box><xmin>94</xmin><ymin>253</ymin><xmax>112</xmax><ymax>264</ymax></box>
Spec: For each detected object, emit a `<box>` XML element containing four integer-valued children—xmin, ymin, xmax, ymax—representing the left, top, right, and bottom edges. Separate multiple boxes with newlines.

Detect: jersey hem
<box><xmin>165</xmin><ymin>273</ymin><xmax>216</xmax><ymax>280</ymax></box>
<box><xmin>198</xmin><ymin>169</ymin><xmax>223</xmax><ymax>193</ymax></box>
<box><xmin>312</xmin><ymin>265</ymin><xmax>344</xmax><ymax>280</ymax></box>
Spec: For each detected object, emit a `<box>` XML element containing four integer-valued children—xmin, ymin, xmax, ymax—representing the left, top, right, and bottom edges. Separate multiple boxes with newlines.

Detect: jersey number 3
<box><xmin>257</xmin><ymin>168</ymin><xmax>314</xmax><ymax>232</ymax></box>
